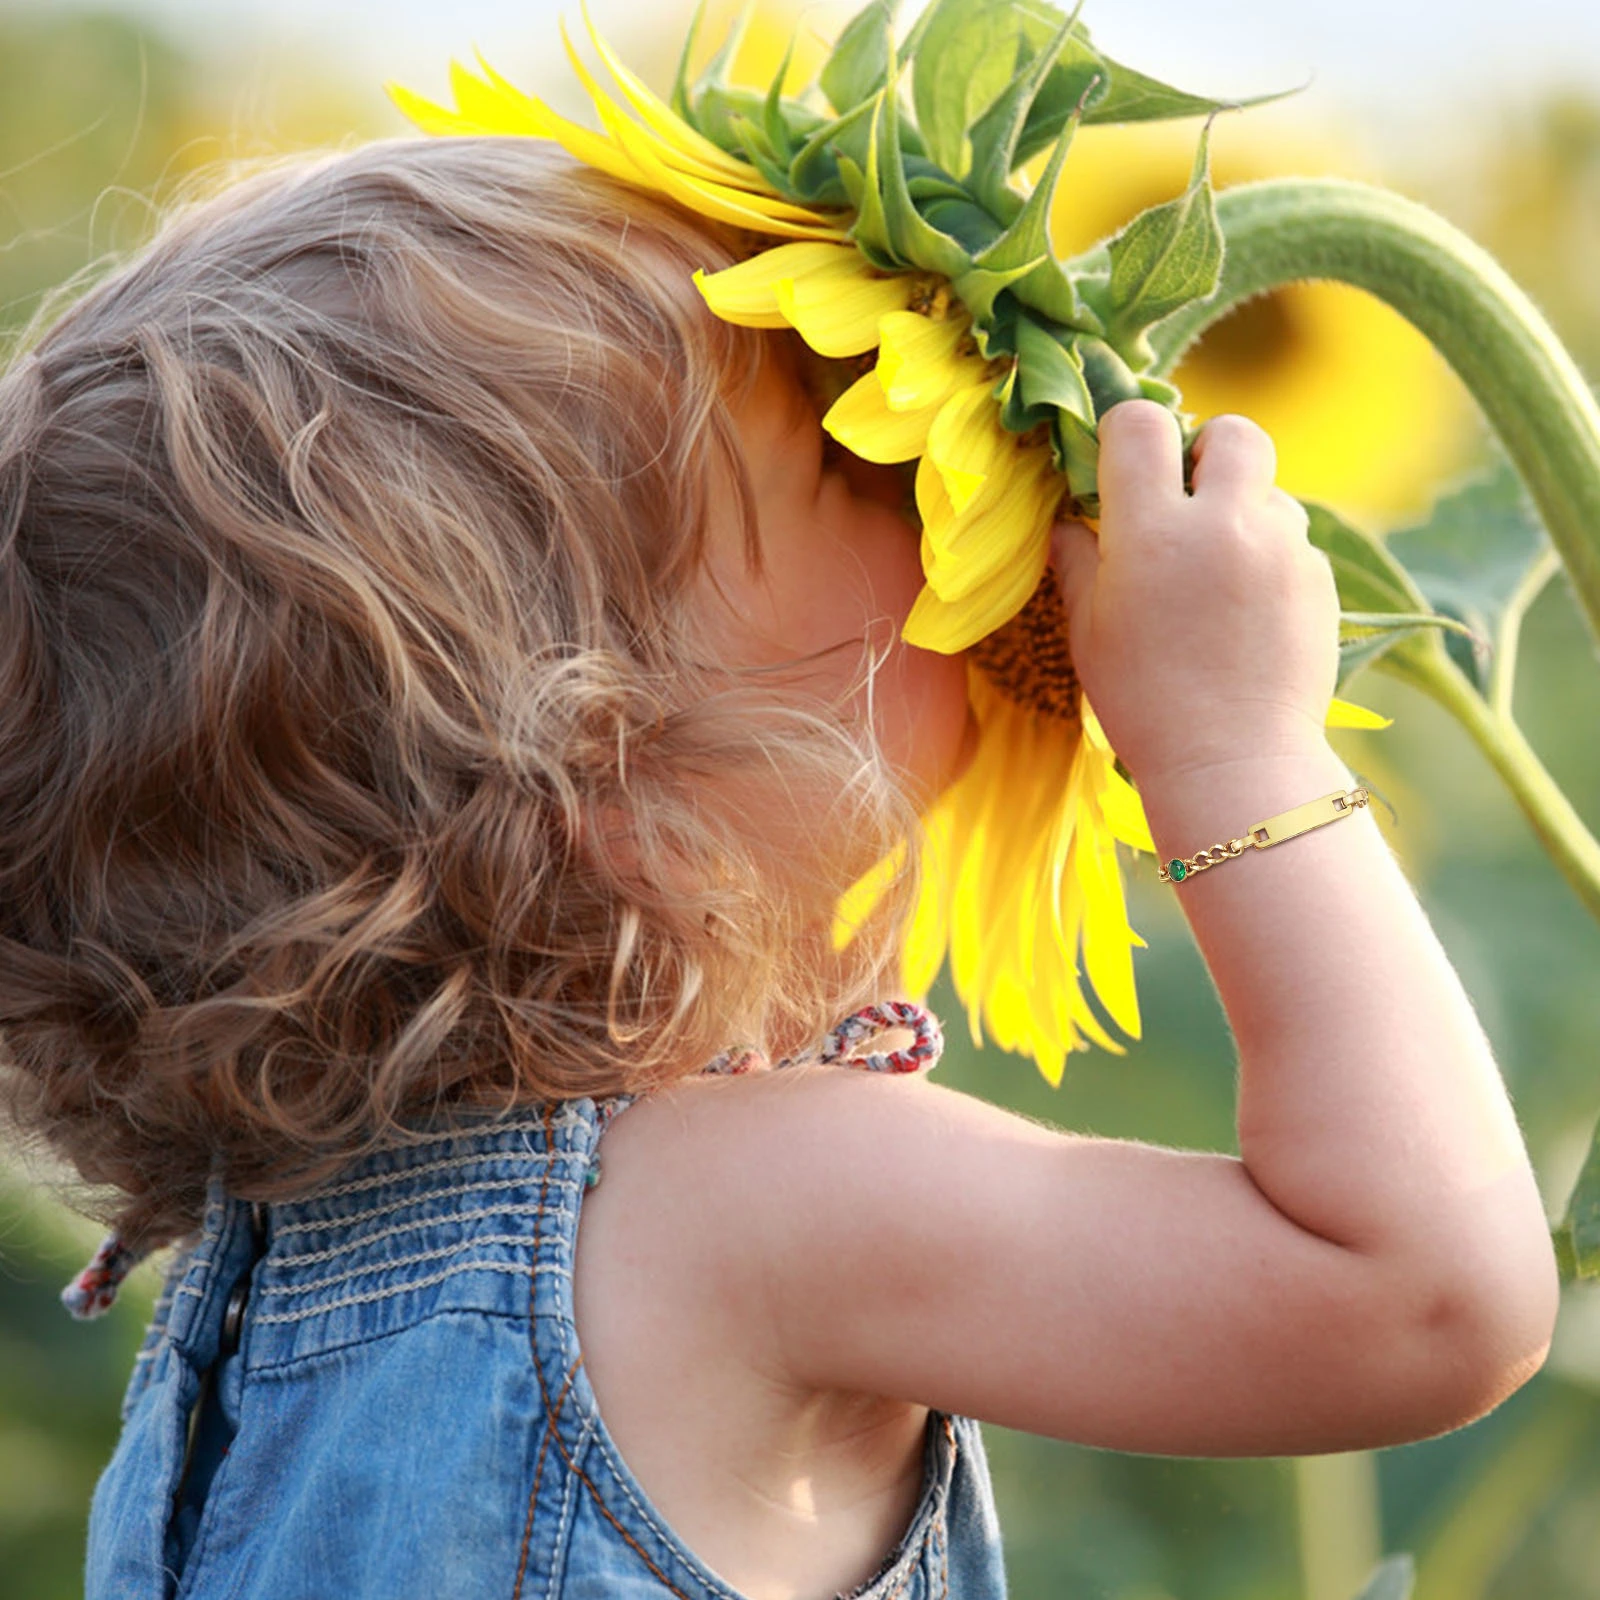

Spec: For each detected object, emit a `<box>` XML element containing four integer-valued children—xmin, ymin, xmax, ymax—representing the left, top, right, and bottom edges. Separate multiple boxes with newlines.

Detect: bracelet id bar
<box><xmin>1158</xmin><ymin>787</ymin><xmax>1371</xmax><ymax>884</ymax></box>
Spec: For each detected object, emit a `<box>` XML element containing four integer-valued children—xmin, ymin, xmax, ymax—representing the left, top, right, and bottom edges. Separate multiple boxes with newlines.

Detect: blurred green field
<box><xmin>2</xmin><ymin>8</ymin><xmax>1599</xmax><ymax>1598</ymax></box>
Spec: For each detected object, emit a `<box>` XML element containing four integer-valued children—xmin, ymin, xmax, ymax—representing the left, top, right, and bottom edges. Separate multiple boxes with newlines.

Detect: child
<box><xmin>0</xmin><ymin>136</ymin><xmax>1558</xmax><ymax>1600</ymax></box>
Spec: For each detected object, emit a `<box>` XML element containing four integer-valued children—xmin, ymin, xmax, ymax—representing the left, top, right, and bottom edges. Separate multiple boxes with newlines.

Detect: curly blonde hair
<box><xmin>0</xmin><ymin>138</ymin><xmax>918</xmax><ymax>1250</ymax></box>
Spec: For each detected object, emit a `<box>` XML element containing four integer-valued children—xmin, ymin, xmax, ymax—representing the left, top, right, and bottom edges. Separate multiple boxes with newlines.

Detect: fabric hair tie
<box><xmin>61</xmin><ymin>1233</ymin><xmax>149</xmax><ymax>1321</ymax></box>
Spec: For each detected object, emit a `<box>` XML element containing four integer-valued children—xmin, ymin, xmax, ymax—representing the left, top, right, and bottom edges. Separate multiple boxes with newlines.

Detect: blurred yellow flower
<box><xmin>1050</xmin><ymin>116</ymin><xmax>1475</xmax><ymax>525</ymax></box>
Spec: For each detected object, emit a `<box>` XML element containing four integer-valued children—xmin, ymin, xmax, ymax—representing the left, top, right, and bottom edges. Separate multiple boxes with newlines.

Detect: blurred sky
<box><xmin>26</xmin><ymin>0</ymin><xmax>1600</xmax><ymax>150</ymax></box>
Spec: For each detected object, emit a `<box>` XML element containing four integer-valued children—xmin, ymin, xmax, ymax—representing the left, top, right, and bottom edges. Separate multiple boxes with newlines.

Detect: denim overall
<box><xmin>81</xmin><ymin>1017</ymin><xmax>1009</xmax><ymax>1599</ymax></box>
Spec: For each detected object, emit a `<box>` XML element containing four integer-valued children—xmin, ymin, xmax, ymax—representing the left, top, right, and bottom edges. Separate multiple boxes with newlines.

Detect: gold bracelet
<box><xmin>1158</xmin><ymin>787</ymin><xmax>1371</xmax><ymax>884</ymax></box>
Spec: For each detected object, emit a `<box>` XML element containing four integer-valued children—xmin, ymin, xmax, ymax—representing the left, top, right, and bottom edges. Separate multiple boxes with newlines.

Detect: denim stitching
<box><xmin>272</xmin><ymin>1204</ymin><xmax>549</xmax><ymax>1266</ymax></box>
<box><xmin>257</xmin><ymin>1234</ymin><xmax>539</xmax><ymax>1298</ymax></box>
<box><xmin>273</xmin><ymin>1178</ymin><xmax>576</xmax><ymax>1242</ymax></box>
<box><xmin>277</xmin><ymin>1134</ymin><xmax>554</xmax><ymax>1205</ymax></box>
<box><xmin>252</xmin><ymin>1259</ymin><xmax>562</xmax><ymax>1324</ymax></box>
<box><xmin>514</xmin><ymin>1355</ymin><xmax>580</xmax><ymax>1600</ymax></box>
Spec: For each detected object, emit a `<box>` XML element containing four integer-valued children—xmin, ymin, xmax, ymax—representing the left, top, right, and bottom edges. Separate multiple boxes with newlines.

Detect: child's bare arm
<box><xmin>599</xmin><ymin>401</ymin><xmax>1557</xmax><ymax>1457</ymax></box>
<box><xmin>1058</xmin><ymin>402</ymin><xmax>1555</xmax><ymax>1314</ymax></box>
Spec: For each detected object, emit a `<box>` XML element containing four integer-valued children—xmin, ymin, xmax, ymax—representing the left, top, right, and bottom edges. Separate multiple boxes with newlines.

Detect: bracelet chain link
<box><xmin>1158</xmin><ymin>787</ymin><xmax>1371</xmax><ymax>884</ymax></box>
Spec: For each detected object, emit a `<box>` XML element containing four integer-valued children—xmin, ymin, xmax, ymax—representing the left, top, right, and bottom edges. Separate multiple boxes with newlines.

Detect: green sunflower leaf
<box><xmin>1104</xmin><ymin>119</ymin><xmax>1223</xmax><ymax>356</ymax></box>
<box><xmin>1555</xmin><ymin>1104</ymin><xmax>1600</xmax><ymax>1279</ymax></box>
<box><xmin>1383</xmin><ymin>459</ymin><xmax>1555</xmax><ymax>697</ymax></box>
<box><xmin>821</xmin><ymin>0</ymin><xmax>899</xmax><ymax>115</ymax></box>
<box><xmin>1302</xmin><ymin>503</ymin><xmax>1452</xmax><ymax>689</ymax></box>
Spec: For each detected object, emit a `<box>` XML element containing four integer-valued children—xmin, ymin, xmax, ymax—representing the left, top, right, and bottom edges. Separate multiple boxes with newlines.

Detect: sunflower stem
<box><xmin>1148</xmin><ymin>179</ymin><xmax>1600</xmax><ymax>654</ymax></box>
<box><xmin>1382</xmin><ymin>641</ymin><xmax>1600</xmax><ymax>924</ymax></box>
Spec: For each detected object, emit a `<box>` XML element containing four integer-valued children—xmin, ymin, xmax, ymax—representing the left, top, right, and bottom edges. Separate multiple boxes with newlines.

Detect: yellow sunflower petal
<box><xmin>875</xmin><ymin>311</ymin><xmax>979</xmax><ymax>411</ymax></box>
<box><xmin>385</xmin><ymin>79</ymin><xmax>496</xmax><ymax>137</ymax></box>
<box><xmin>561</xmin><ymin>20</ymin><xmax>768</xmax><ymax>194</ymax></box>
<box><xmin>1093</xmin><ymin>760</ymin><xmax>1154</xmax><ymax>853</ymax></box>
<box><xmin>903</xmin><ymin>802</ymin><xmax>956</xmax><ymax>996</ymax></box>
<box><xmin>621</xmin><ymin>141</ymin><xmax>847</xmax><ymax>237</ymax></box>
<box><xmin>774</xmin><ymin>261</ymin><xmax>915</xmax><ymax>358</ymax></box>
<box><xmin>920</xmin><ymin>449</ymin><xmax>1062</xmax><ymax>603</ymax></box>
<box><xmin>1325</xmin><ymin>695</ymin><xmax>1394</xmax><ymax>730</ymax></box>
<box><xmin>448</xmin><ymin>59</ymin><xmax>549</xmax><ymax>136</ymax></box>
<box><xmin>823</xmin><ymin>369</ymin><xmax>938</xmax><ymax>463</ymax></box>
<box><xmin>925</xmin><ymin>381</ymin><xmax>1011</xmax><ymax>514</ymax></box>
<box><xmin>902</xmin><ymin>527</ymin><xmax>1050</xmax><ymax>653</ymax></box>
<box><xmin>694</xmin><ymin>243</ymin><xmax>863</xmax><ymax>329</ymax></box>
<box><xmin>577</xmin><ymin>0</ymin><xmax>760</xmax><ymax>186</ymax></box>
<box><xmin>1074</xmin><ymin>782</ymin><xmax>1143</xmax><ymax>1040</ymax></box>
<box><xmin>830</xmin><ymin>840</ymin><xmax>907</xmax><ymax>951</ymax></box>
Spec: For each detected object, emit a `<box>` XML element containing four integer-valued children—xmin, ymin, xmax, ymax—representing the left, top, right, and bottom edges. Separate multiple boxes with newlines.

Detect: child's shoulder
<box><xmin>572</xmin><ymin>1062</ymin><xmax>1472</xmax><ymax>1460</ymax></box>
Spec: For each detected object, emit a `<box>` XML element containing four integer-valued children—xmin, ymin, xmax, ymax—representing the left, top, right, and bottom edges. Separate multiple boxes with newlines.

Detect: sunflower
<box><xmin>391</xmin><ymin>0</ymin><xmax>1391</xmax><ymax>1080</ymax></box>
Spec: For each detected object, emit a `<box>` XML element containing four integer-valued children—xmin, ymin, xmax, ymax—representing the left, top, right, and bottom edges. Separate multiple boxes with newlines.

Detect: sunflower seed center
<box><xmin>969</xmin><ymin>573</ymin><xmax>1081</xmax><ymax>723</ymax></box>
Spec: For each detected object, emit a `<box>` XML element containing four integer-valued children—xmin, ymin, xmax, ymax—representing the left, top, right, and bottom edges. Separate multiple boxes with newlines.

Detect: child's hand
<box><xmin>1052</xmin><ymin>401</ymin><xmax>1341</xmax><ymax>786</ymax></box>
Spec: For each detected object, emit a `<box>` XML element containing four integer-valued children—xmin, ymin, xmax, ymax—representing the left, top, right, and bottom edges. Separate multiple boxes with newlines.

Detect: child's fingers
<box><xmin>1051</xmin><ymin>518</ymin><xmax>1099</xmax><ymax>621</ymax></box>
<box><xmin>1189</xmin><ymin>414</ymin><xmax>1278</xmax><ymax>501</ymax></box>
<box><xmin>1096</xmin><ymin>400</ymin><xmax>1186</xmax><ymax>524</ymax></box>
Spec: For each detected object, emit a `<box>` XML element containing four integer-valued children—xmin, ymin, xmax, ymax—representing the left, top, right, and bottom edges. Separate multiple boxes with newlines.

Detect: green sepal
<box><xmin>911</xmin><ymin>0</ymin><xmax>1041</xmax><ymax>181</ymax></box>
<box><xmin>877</xmin><ymin>63</ymin><xmax>976</xmax><ymax>278</ymax></box>
<box><xmin>1104</xmin><ymin>119</ymin><xmax>1224</xmax><ymax>355</ymax></box>
<box><xmin>837</xmin><ymin>149</ymin><xmax>900</xmax><ymax>270</ymax></box>
<box><xmin>669</xmin><ymin>0</ymin><xmax>711</xmax><ymax>125</ymax></box>
<box><xmin>763</xmin><ymin>29</ymin><xmax>801</xmax><ymax>158</ymax></box>
<box><xmin>965</xmin><ymin>3</ymin><xmax>1085</xmax><ymax>219</ymax></box>
<box><xmin>1052</xmin><ymin>406</ymin><xmax>1101</xmax><ymax>504</ymax></box>
<box><xmin>790</xmin><ymin>97</ymin><xmax>877</xmax><ymax>202</ymax></box>
<box><xmin>729</xmin><ymin>116</ymin><xmax>802</xmax><ymax>197</ymax></box>
<box><xmin>820</xmin><ymin>0</ymin><xmax>900</xmax><ymax>115</ymax></box>
<box><xmin>1001</xmin><ymin>312</ymin><xmax>1095</xmax><ymax>436</ymax></box>
<box><xmin>903</xmin><ymin>159</ymin><xmax>971</xmax><ymax>204</ymax></box>
<box><xmin>920</xmin><ymin>196</ymin><xmax>1005</xmax><ymax>255</ymax></box>
<box><xmin>970</xmin><ymin>108</ymin><xmax>1077</xmax><ymax>276</ymax></box>
<box><xmin>1011</xmin><ymin>258</ymin><xmax>1095</xmax><ymax>334</ymax></box>
<box><xmin>1076</xmin><ymin>335</ymin><xmax>1145</xmax><ymax>416</ymax></box>
<box><xmin>953</xmin><ymin>259</ymin><xmax>1043</xmax><ymax>329</ymax></box>
<box><xmin>696</xmin><ymin>86</ymin><xmax>826</xmax><ymax>167</ymax></box>
<box><xmin>1137</xmin><ymin>374</ymin><xmax>1183</xmax><ymax>408</ymax></box>
<box><xmin>678</xmin><ymin>0</ymin><xmax>752</xmax><ymax>130</ymax></box>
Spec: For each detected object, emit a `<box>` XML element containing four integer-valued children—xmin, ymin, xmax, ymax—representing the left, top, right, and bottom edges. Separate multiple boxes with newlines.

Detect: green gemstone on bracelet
<box><xmin>1168</xmin><ymin>859</ymin><xmax>1188</xmax><ymax>882</ymax></box>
